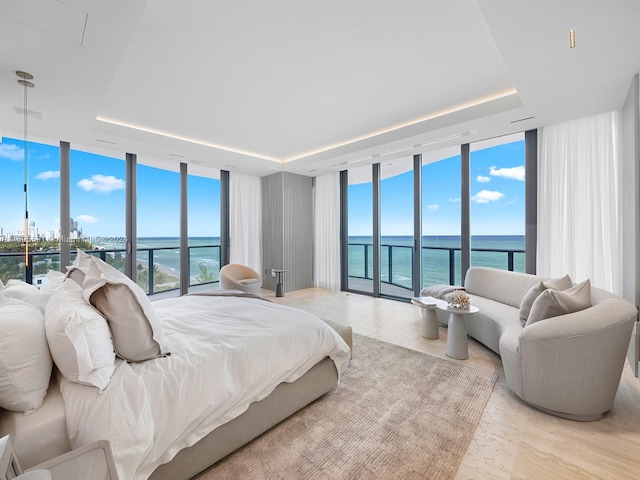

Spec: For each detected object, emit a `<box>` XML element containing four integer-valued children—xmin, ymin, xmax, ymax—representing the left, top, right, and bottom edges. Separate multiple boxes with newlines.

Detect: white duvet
<box><xmin>58</xmin><ymin>295</ymin><xmax>351</xmax><ymax>480</ymax></box>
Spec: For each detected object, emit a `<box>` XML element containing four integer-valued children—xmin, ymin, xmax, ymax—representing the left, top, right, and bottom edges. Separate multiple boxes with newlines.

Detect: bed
<box><xmin>0</xmin><ymin>254</ymin><xmax>352</xmax><ymax>480</ymax></box>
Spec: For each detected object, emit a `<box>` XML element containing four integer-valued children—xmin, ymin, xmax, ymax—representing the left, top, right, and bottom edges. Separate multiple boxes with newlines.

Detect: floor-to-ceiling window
<box><xmin>342</xmin><ymin>130</ymin><xmax>533</xmax><ymax>299</ymax></box>
<box><xmin>380</xmin><ymin>158</ymin><xmax>414</xmax><ymax>299</ymax></box>
<box><xmin>70</xmin><ymin>148</ymin><xmax>126</xmax><ymax>270</ymax></box>
<box><xmin>470</xmin><ymin>133</ymin><xmax>525</xmax><ymax>272</ymax></box>
<box><xmin>347</xmin><ymin>165</ymin><xmax>374</xmax><ymax>294</ymax></box>
<box><xmin>188</xmin><ymin>172</ymin><xmax>221</xmax><ymax>289</ymax></box>
<box><xmin>421</xmin><ymin>147</ymin><xmax>462</xmax><ymax>287</ymax></box>
<box><xmin>137</xmin><ymin>163</ymin><xmax>180</xmax><ymax>294</ymax></box>
<box><xmin>0</xmin><ymin>137</ymin><xmax>60</xmax><ymax>287</ymax></box>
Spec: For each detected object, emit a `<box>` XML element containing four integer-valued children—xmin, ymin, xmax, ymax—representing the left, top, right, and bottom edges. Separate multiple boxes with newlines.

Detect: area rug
<box><xmin>196</xmin><ymin>334</ymin><xmax>497</xmax><ymax>480</ymax></box>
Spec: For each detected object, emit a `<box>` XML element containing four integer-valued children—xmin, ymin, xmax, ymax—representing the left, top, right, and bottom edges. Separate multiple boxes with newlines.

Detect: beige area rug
<box><xmin>196</xmin><ymin>334</ymin><xmax>497</xmax><ymax>480</ymax></box>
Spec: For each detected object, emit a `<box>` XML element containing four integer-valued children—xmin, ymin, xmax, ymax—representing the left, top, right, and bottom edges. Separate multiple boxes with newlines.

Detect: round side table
<box><xmin>411</xmin><ymin>297</ymin><xmax>445</xmax><ymax>339</ymax></box>
<box><xmin>436</xmin><ymin>303</ymin><xmax>479</xmax><ymax>360</ymax></box>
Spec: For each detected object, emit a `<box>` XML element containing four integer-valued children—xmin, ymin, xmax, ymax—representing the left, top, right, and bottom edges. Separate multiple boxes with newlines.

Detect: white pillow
<box><xmin>1</xmin><ymin>279</ymin><xmax>40</xmax><ymax>300</ymax></box>
<box><xmin>65</xmin><ymin>249</ymin><xmax>94</xmax><ymax>286</ymax></box>
<box><xmin>526</xmin><ymin>280</ymin><xmax>592</xmax><ymax>327</ymax></box>
<box><xmin>0</xmin><ymin>279</ymin><xmax>49</xmax><ymax>314</ymax></box>
<box><xmin>45</xmin><ymin>280</ymin><xmax>116</xmax><ymax>391</ymax></box>
<box><xmin>0</xmin><ymin>297</ymin><xmax>52</xmax><ymax>413</ymax></box>
<box><xmin>41</xmin><ymin>270</ymin><xmax>66</xmax><ymax>295</ymax></box>
<box><xmin>82</xmin><ymin>256</ymin><xmax>170</xmax><ymax>362</ymax></box>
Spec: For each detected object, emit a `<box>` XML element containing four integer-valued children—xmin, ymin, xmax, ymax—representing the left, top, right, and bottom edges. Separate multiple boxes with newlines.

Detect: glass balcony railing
<box><xmin>0</xmin><ymin>245</ymin><xmax>221</xmax><ymax>294</ymax></box>
<box><xmin>348</xmin><ymin>243</ymin><xmax>525</xmax><ymax>292</ymax></box>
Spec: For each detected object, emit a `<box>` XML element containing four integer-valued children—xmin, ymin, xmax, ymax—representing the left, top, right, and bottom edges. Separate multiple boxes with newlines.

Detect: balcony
<box><xmin>348</xmin><ymin>242</ymin><xmax>525</xmax><ymax>296</ymax></box>
<box><xmin>0</xmin><ymin>245</ymin><xmax>221</xmax><ymax>294</ymax></box>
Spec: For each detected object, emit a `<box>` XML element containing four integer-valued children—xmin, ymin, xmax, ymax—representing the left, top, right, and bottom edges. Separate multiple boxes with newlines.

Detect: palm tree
<box><xmin>195</xmin><ymin>263</ymin><xmax>216</xmax><ymax>283</ymax></box>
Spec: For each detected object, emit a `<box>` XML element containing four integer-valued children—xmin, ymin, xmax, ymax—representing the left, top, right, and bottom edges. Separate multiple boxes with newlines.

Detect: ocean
<box><xmin>95</xmin><ymin>235</ymin><xmax>524</xmax><ymax>289</ymax></box>
<box><xmin>348</xmin><ymin>235</ymin><xmax>525</xmax><ymax>288</ymax></box>
<box><xmin>94</xmin><ymin>237</ymin><xmax>221</xmax><ymax>283</ymax></box>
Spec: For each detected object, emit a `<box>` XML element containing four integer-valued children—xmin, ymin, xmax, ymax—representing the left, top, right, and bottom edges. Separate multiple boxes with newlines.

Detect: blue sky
<box><xmin>1</xmin><ymin>136</ymin><xmax>523</xmax><ymax>240</ymax></box>
<box><xmin>0</xmin><ymin>137</ymin><xmax>221</xmax><ymax>239</ymax></box>
<box><xmin>349</xmin><ymin>139</ymin><xmax>525</xmax><ymax>236</ymax></box>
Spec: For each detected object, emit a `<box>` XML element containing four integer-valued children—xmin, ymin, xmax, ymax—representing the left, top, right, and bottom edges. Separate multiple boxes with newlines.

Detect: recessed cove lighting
<box><xmin>95</xmin><ymin>115</ymin><xmax>281</xmax><ymax>163</ymax></box>
<box><xmin>510</xmin><ymin>116</ymin><xmax>535</xmax><ymax>124</ymax></box>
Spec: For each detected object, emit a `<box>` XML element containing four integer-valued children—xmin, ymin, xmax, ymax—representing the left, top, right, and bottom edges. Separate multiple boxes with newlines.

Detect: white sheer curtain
<box><xmin>229</xmin><ymin>172</ymin><xmax>262</xmax><ymax>275</ymax></box>
<box><xmin>313</xmin><ymin>172</ymin><xmax>341</xmax><ymax>291</ymax></box>
<box><xmin>537</xmin><ymin>111</ymin><xmax>623</xmax><ymax>294</ymax></box>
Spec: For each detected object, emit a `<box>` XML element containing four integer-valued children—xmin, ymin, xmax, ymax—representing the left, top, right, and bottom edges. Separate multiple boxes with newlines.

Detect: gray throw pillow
<box><xmin>525</xmin><ymin>279</ymin><xmax>592</xmax><ymax>327</ymax></box>
<box><xmin>519</xmin><ymin>275</ymin><xmax>572</xmax><ymax>326</ymax></box>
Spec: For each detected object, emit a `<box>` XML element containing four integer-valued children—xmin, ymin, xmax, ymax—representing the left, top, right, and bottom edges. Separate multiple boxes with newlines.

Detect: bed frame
<box><xmin>151</xmin><ymin>320</ymin><xmax>352</xmax><ymax>480</ymax></box>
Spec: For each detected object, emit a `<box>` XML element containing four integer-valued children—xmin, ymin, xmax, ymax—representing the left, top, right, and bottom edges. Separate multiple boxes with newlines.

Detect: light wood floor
<box><xmin>266</xmin><ymin>287</ymin><xmax>640</xmax><ymax>480</ymax></box>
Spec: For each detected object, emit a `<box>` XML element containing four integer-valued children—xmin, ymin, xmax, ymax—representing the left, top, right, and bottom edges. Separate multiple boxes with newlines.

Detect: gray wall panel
<box><xmin>261</xmin><ymin>173</ymin><xmax>284</xmax><ymax>291</ymax></box>
<box><xmin>283</xmin><ymin>172</ymin><xmax>313</xmax><ymax>293</ymax></box>
<box><xmin>261</xmin><ymin>172</ymin><xmax>313</xmax><ymax>294</ymax></box>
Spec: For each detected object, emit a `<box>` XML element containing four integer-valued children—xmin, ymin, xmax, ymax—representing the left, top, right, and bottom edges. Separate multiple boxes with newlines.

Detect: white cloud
<box><xmin>490</xmin><ymin>165</ymin><xmax>525</xmax><ymax>181</ymax></box>
<box><xmin>476</xmin><ymin>175</ymin><xmax>491</xmax><ymax>183</ymax></box>
<box><xmin>472</xmin><ymin>190</ymin><xmax>504</xmax><ymax>204</ymax></box>
<box><xmin>35</xmin><ymin>170</ymin><xmax>60</xmax><ymax>181</ymax></box>
<box><xmin>426</xmin><ymin>204</ymin><xmax>439</xmax><ymax>211</ymax></box>
<box><xmin>77</xmin><ymin>174</ymin><xmax>125</xmax><ymax>193</ymax></box>
<box><xmin>76</xmin><ymin>214</ymin><xmax>99</xmax><ymax>224</ymax></box>
<box><xmin>0</xmin><ymin>144</ymin><xmax>24</xmax><ymax>161</ymax></box>
<box><xmin>449</xmin><ymin>197</ymin><xmax>461</xmax><ymax>203</ymax></box>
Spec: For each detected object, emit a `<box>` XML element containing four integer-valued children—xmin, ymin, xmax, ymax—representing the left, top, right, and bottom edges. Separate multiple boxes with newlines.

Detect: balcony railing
<box><xmin>348</xmin><ymin>243</ymin><xmax>525</xmax><ymax>291</ymax></box>
<box><xmin>0</xmin><ymin>245</ymin><xmax>220</xmax><ymax>294</ymax></box>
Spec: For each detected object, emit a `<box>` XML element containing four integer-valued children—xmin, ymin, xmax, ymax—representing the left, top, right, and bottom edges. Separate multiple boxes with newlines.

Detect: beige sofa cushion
<box><xmin>519</xmin><ymin>275</ymin><xmax>573</xmax><ymax>326</ymax></box>
<box><xmin>526</xmin><ymin>280</ymin><xmax>592</xmax><ymax>326</ymax></box>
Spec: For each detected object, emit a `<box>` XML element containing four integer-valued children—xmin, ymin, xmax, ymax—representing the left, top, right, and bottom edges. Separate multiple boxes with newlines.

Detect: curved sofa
<box><xmin>433</xmin><ymin>267</ymin><xmax>637</xmax><ymax>421</ymax></box>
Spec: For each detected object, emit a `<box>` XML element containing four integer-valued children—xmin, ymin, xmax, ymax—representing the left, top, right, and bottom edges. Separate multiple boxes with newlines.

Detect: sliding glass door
<box><xmin>347</xmin><ymin>165</ymin><xmax>374</xmax><ymax>294</ymax></box>
<box><xmin>380</xmin><ymin>158</ymin><xmax>414</xmax><ymax>299</ymax></box>
<box><xmin>421</xmin><ymin>148</ymin><xmax>462</xmax><ymax>288</ymax></box>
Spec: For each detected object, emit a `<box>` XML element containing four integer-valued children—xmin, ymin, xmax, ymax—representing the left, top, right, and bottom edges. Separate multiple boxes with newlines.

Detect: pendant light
<box><xmin>16</xmin><ymin>71</ymin><xmax>34</xmax><ymax>267</ymax></box>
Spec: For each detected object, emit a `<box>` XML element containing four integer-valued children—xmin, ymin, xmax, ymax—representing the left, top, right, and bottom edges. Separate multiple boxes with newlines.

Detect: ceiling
<box><xmin>1</xmin><ymin>0</ymin><xmax>639</xmax><ymax>178</ymax></box>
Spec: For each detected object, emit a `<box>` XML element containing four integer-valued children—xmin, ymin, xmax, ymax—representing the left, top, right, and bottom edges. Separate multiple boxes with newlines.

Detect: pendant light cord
<box><xmin>23</xmin><ymin>79</ymin><xmax>29</xmax><ymax>267</ymax></box>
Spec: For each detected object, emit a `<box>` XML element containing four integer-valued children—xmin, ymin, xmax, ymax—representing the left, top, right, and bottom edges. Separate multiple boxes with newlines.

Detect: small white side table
<box><xmin>411</xmin><ymin>296</ymin><xmax>446</xmax><ymax>339</ymax></box>
<box><xmin>437</xmin><ymin>303</ymin><xmax>479</xmax><ymax>360</ymax></box>
<box><xmin>28</xmin><ymin>441</ymin><xmax>117</xmax><ymax>480</ymax></box>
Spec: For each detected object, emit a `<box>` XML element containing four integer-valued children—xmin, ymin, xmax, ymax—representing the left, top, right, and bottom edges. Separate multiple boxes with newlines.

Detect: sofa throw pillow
<box><xmin>525</xmin><ymin>279</ymin><xmax>592</xmax><ymax>327</ymax></box>
<box><xmin>519</xmin><ymin>275</ymin><xmax>573</xmax><ymax>326</ymax></box>
<box><xmin>45</xmin><ymin>279</ymin><xmax>116</xmax><ymax>391</ymax></box>
<box><xmin>0</xmin><ymin>296</ymin><xmax>52</xmax><ymax>413</ymax></box>
<box><xmin>82</xmin><ymin>255</ymin><xmax>170</xmax><ymax>362</ymax></box>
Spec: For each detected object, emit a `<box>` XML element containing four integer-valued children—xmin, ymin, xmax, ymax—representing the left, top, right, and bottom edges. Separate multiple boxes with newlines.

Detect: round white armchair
<box><xmin>219</xmin><ymin>264</ymin><xmax>261</xmax><ymax>294</ymax></box>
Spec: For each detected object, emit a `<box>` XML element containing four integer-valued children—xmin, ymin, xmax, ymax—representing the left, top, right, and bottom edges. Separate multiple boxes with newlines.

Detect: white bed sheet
<box><xmin>59</xmin><ymin>295</ymin><xmax>351</xmax><ymax>480</ymax></box>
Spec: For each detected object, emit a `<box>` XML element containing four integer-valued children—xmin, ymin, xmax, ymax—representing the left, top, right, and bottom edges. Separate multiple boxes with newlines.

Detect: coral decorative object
<box><xmin>448</xmin><ymin>290</ymin><xmax>470</xmax><ymax>310</ymax></box>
